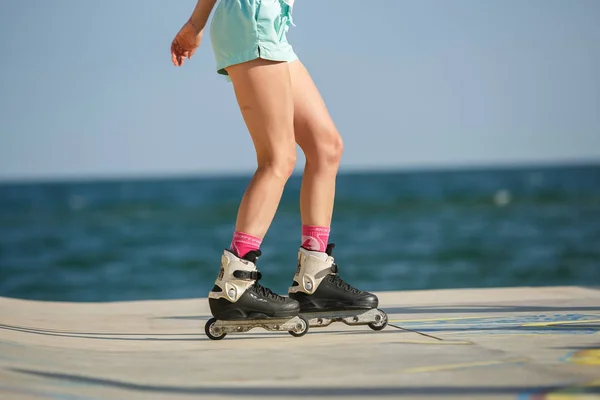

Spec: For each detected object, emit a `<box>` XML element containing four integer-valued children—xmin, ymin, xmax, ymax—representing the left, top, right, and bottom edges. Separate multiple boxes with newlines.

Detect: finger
<box><xmin>188</xmin><ymin>48</ymin><xmax>197</xmax><ymax>59</ymax></box>
<box><xmin>171</xmin><ymin>43</ymin><xmax>179</xmax><ymax>66</ymax></box>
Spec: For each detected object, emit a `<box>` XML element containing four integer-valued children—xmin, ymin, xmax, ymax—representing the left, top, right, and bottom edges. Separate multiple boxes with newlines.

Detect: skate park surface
<box><xmin>1</xmin><ymin>286</ymin><xmax>599</xmax><ymax>400</ymax></box>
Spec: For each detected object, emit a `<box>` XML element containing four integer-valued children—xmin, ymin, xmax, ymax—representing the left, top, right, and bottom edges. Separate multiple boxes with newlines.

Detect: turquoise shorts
<box><xmin>209</xmin><ymin>0</ymin><xmax>297</xmax><ymax>81</ymax></box>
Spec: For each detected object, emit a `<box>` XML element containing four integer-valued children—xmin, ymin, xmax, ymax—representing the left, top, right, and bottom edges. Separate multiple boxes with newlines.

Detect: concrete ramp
<box><xmin>1</xmin><ymin>286</ymin><xmax>599</xmax><ymax>399</ymax></box>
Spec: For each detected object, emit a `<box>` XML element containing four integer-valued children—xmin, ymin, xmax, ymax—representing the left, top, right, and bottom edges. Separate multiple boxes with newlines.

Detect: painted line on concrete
<box><xmin>390</xmin><ymin>314</ymin><xmax>600</xmax><ymax>326</ymax></box>
<box><xmin>388</xmin><ymin>316</ymin><xmax>498</xmax><ymax>323</ymax></box>
<box><xmin>391</xmin><ymin>339</ymin><xmax>474</xmax><ymax>345</ymax></box>
<box><xmin>522</xmin><ymin>319</ymin><xmax>600</xmax><ymax>327</ymax></box>
<box><xmin>388</xmin><ymin>314</ymin><xmax>600</xmax><ymax>336</ymax></box>
<box><xmin>566</xmin><ymin>349</ymin><xmax>600</xmax><ymax>366</ymax></box>
<box><xmin>520</xmin><ymin>379</ymin><xmax>600</xmax><ymax>399</ymax></box>
<box><xmin>401</xmin><ymin>357</ymin><xmax>529</xmax><ymax>373</ymax></box>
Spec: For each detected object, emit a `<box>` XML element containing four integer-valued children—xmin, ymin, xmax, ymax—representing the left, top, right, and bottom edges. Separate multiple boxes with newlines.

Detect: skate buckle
<box><xmin>233</xmin><ymin>270</ymin><xmax>262</xmax><ymax>280</ymax></box>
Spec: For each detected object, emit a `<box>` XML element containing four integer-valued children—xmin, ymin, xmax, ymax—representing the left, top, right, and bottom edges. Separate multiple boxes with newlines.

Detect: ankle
<box><xmin>230</xmin><ymin>231</ymin><xmax>262</xmax><ymax>258</ymax></box>
<box><xmin>301</xmin><ymin>225</ymin><xmax>330</xmax><ymax>252</ymax></box>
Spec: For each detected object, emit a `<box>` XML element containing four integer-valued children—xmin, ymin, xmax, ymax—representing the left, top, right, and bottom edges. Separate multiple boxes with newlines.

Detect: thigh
<box><xmin>226</xmin><ymin>58</ymin><xmax>296</xmax><ymax>160</ymax></box>
<box><xmin>289</xmin><ymin>60</ymin><xmax>341</xmax><ymax>159</ymax></box>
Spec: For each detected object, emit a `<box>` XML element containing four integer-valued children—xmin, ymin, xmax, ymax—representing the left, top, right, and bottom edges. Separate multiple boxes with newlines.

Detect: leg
<box><xmin>287</xmin><ymin>61</ymin><xmax>381</xmax><ymax>323</ymax></box>
<box><xmin>288</xmin><ymin>60</ymin><xmax>343</xmax><ymax>251</ymax></box>
<box><xmin>207</xmin><ymin>58</ymin><xmax>300</xmax><ymax>323</ymax></box>
<box><xmin>290</xmin><ymin>61</ymin><xmax>344</xmax><ymax>230</ymax></box>
<box><xmin>226</xmin><ymin>58</ymin><xmax>296</xmax><ymax>243</ymax></box>
<box><xmin>204</xmin><ymin>0</ymin><xmax>304</xmax><ymax>332</ymax></box>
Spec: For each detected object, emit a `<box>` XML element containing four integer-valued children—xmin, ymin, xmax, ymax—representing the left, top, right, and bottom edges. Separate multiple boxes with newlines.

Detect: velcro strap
<box><xmin>233</xmin><ymin>270</ymin><xmax>262</xmax><ymax>281</ymax></box>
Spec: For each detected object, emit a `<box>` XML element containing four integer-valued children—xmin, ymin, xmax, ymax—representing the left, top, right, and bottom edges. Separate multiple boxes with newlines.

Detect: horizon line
<box><xmin>1</xmin><ymin>158</ymin><xmax>598</xmax><ymax>186</ymax></box>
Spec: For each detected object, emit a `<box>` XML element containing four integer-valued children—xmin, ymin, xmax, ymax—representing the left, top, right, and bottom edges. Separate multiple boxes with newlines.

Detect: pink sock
<box><xmin>301</xmin><ymin>225</ymin><xmax>331</xmax><ymax>252</ymax></box>
<box><xmin>230</xmin><ymin>231</ymin><xmax>262</xmax><ymax>259</ymax></box>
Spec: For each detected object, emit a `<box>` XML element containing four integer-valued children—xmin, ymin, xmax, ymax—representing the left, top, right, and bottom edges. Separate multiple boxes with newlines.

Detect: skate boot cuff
<box><xmin>289</xmin><ymin>247</ymin><xmax>335</xmax><ymax>295</ymax></box>
<box><xmin>209</xmin><ymin>250</ymin><xmax>259</xmax><ymax>303</ymax></box>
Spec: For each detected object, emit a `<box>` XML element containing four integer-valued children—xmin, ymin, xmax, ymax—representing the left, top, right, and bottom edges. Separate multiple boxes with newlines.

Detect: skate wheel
<box><xmin>205</xmin><ymin>317</ymin><xmax>226</xmax><ymax>340</ymax></box>
<box><xmin>368</xmin><ymin>310</ymin><xmax>388</xmax><ymax>331</ymax></box>
<box><xmin>289</xmin><ymin>315</ymin><xmax>309</xmax><ymax>337</ymax></box>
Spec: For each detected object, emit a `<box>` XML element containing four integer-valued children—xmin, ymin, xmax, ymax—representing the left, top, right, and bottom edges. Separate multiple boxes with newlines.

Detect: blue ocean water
<box><xmin>0</xmin><ymin>164</ymin><xmax>598</xmax><ymax>302</ymax></box>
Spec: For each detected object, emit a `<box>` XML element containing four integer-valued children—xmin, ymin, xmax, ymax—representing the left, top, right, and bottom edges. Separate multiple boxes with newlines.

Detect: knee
<box><xmin>307</xmin><ymin>128</ymin><xmax>344</xmax><ymax>169</ymax></box>
<box><xmin>258</xmin><ymin>151</ymin><xmax>297</xmax><ymax>180</ymax></box>
<box><xmin>328</xmin><ymin>133</ymin><xmax>344</xmax><ymax>166</ymax></box>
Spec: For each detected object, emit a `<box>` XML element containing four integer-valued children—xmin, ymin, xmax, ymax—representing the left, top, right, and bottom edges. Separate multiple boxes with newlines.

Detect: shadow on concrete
<box><xmin>0</xmin><ymin>323</ymin><xmax>277</xmax><ymax>342</ymax></box>
<box><xmin>11</xmin><ymin>368</ymin><xmax>596</xmax><ymax>397</ymax></box>
<box><xmin>3</xmin><ymin>302</ymin><xmax>599</xmax><ymax>342</ymax></box>
<box><xmin>384</xmin><ymin>323</ymin><xmax>600</xmax><ymax>335</ymax></box>
<box><xmin>380</xmin><ymin>305</ymin><xmax>600</xmax><ymax>314</ymax></box>
<box><xmin>156</xmin><ymin>315</ymin><xmax>212</xmax><ymax>320</ymax></box>
<box><xmin>551</xmin><ymin>344</ymin><xmax>600</xmax><ymax>351</ymax></box>
<box><xmin>156</xmin><ymin>305</ymin><xmax>600</xmax><ymax>322</ymax></box>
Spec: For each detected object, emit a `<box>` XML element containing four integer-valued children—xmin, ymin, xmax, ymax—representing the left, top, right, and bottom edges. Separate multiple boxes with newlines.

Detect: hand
<box><xmin>171</xmin><ymin>21</ymin><xmax>203</xmax><ymax>67</ymax></box>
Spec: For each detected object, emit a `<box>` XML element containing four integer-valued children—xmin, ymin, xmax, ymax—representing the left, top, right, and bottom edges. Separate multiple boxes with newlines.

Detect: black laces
<box><xmin>237</xmin><ymin>250</ymin><xmax>286</xmax><ymax>301</ymax></box>
<box><xmin>235</xmin><ymin>269</ymin><xmax>285</xmax><ymax>301</ymax></box>
<box><xmin>328</xmin><ymin>262</ymin><xmax>361</xmax><ymax>294</ymax></box>
<box><xmin>251</xmin><ymin>279</ymin><xmax>286</xmax><ymax>301</ymax></box>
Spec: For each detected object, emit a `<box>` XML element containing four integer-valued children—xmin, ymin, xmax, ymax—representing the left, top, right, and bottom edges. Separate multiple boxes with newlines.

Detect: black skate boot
<box><xmin>204</xmin><ymin>249</ymin><xmax>309</xmax><ymax>340</ymax></box>
<box><xmin>288</xmin><ymin>244</ymin><xmax>388</xmax><ymax>331</ymax></box>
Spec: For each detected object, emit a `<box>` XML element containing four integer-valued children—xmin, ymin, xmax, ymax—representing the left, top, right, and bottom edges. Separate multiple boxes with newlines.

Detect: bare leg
<box><xmin>225</xmin><ymin>58</ymin><xmax>296</xmax><ymax>239</ymax></box>
<box><xmin>289</xmin><ymin>60</ymin><xmax>343</xmax><ymax>228</ymax></box>
<box><xmin>286</xmin><ymin>62</ymin><xmax>379</xmax><ymax>313</ymax></box>
<box><xmin>207</xmin><ymin>59</ymin><xmax>301</xmax><ymax>322</ymax></box>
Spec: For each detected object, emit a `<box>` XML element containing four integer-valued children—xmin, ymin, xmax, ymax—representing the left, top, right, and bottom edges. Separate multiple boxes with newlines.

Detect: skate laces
<box><xmin>328</xmin><ymin>263</ymin><xmax>362</xmax><ymax>294</ymax></box>
<box><xmin>234</xmin><ymin>269</ymin><xmax>286</xmax><ymax>301</ymax></box>
<box><xmin>232</xmin><ymin>250</ymin><xmax>287</xmax><ymax>301</ymax></box>
<box><xmin>323</xmin><ymin>244</ymin><xmax>361</xmax><ymax>294</ymax></box>
<box><xmin>238</xmin><ymin>250</ymin><xmax>286</xmax><ymax>301</ymax></box>
<box><xmin>251</xmin><ymin>281</ymin><xmax>287</xmax><ymax>301</ymax></box>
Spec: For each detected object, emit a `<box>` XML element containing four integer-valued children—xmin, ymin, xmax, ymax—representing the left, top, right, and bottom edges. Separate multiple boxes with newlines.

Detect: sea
<box><xmin>0</xmin><ymin>164</ymin><xmax>598</xmax><ymax>302</ymax></box>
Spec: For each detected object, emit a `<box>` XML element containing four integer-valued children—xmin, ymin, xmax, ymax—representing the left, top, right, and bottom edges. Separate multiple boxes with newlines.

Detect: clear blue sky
<box><xmin>1</xmin><ymin>0</ymin><xmax>599</xmax><ymax>181</ymax></box>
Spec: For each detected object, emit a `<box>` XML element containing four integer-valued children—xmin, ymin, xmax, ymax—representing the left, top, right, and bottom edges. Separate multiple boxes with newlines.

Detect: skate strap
<box><xmin>233</xmin><ymin>270</ymin><xmax>262</xmax><ymax>281</ymax></box>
